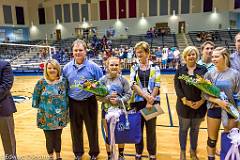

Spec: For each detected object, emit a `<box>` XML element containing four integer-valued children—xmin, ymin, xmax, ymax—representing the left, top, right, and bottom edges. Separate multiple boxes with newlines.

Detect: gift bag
<box><xmin>140</xmin><ymin>103</ymin><xmax>164</xmax><ymax>121</ymax></box>
<box><xmin>220</xmin><ymin>128</ymin><xmax>240</xmax><ymax>160</ymax></box>
<box><xmin>112</xmin><ymin>111</ymin><xmax>142</xmax><ymax>144</ymax></box>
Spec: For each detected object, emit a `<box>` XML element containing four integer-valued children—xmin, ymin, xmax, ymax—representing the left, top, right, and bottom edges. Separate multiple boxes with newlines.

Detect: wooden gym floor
<box><xmin>0</xmin><ymin>75</ymin><xmax>222</xmax><ymax>160</ymax></box>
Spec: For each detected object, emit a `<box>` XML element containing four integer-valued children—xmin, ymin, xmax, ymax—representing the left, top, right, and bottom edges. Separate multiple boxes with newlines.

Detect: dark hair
<box><xmin>201</xmin><ymin>41</ymin><xmax>215</xmax><ymax>51</ymax></box>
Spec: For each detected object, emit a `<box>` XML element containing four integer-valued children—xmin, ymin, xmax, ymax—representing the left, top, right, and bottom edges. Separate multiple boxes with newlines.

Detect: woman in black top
<box><xmin>174</xmin><ymin>46</ymin><xmax>208</xmax><ymax>160</ymax></box>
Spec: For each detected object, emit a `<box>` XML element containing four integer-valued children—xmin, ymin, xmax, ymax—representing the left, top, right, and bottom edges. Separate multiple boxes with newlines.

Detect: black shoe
<box><xmin>107</xmin><ymin>155</ymin><xmax>112</xmax><ymax>160</ymax></box>
<box><xmin>118</xmin><ymin>155</ymin><xmax>125</xmax><ymax>160</ymax></box>
<box><xmin>135</xmin><ymin>155</ymin><xmax>142</xmax><ymax>160</ymax></box>
<box><xmin>56</xmin><ymin>158</ymin><xmax>62</xmax><ymax>160</ymax></box>
<box><xmin>74</xmin><ymin>156</ymin><xmax>82</xmax><ymax>160</ymax></box>
<box><xmin>90</xmin><ymin>156</ymin><xmax>97</xmax><ymax>160</ymax></box>
<box><xmin>149</xmin><ymin>155</ymin><xmax>156</xmax><ymax>160</ymax></box>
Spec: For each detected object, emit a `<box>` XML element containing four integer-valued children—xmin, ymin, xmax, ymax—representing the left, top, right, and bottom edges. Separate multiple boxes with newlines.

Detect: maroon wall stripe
<box><xmin>129</xmin><ymin>0</ymin><xmax>136</xmax><ymax>18</ymax></box>
<box><xmin>235</xmin><ymin>0</ymin><xmax>240</xmax><ymax>9</ymax></box>
<box><xmin>109</xmin><ymin>0</ymin><xmax>117</xmax><ymax>19</ymax></box>
<box><xmin>100</xmin><ymin>0</ymin><xmax>107</xmax><ymax>20</ymax></box>
<box><xmin>119</xmin><ymin>0</ymin><xmax>126</xmax><ymax>19</ymax></box>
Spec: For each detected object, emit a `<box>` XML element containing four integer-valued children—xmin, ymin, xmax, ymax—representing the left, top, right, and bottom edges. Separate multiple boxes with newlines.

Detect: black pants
<box><xmin>43</xmin><ymin>129</ymin><xmax>63</xmax><ymax>154</ymax></box>
<box><xmin>69</xmin><ymin>96</ymin><xmax>99</xmax><ymax>157</ymax></box>
<box><xmin>133</xmin><ymin>101</ymin><xmax>157</xmax><ymax>155</ymax></box>
<box><xmin>178</xmin><ymin>116</ymin><xmax>202</xmax><ymax>151</ymax></box>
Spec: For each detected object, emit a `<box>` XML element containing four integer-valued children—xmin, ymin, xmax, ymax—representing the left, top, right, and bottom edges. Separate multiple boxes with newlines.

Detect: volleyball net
<box><xmin>0</xmin><ymin>42</ymin><xmax>56</xmax><ymax>71</ymax></box>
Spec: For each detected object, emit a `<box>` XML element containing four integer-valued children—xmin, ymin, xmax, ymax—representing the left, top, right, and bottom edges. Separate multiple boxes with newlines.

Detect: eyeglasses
<box><xmin>109</xmin><ymin>64</ymin><xmax>119</xmax><ymax>67</ymax></box>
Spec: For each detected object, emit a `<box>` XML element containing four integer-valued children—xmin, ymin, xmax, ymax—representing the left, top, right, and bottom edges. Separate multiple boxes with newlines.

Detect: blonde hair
<box><xmin>134</xmin><ymin>41</ymin><xmax>150</xmax><ymax>55</ymax></box>
<box><xmin>182</xmin><ymin>46</ymin><xmax>199</xmax><ymax>60</ymax></box>
<box><xmin>44</xmin><ymin>59</ymin><xmax>61</xmax><ymax>80</ymax></box>
<box><xmin>106</xmin><ymin>56</ymin><xmax>121</xmax><ymax>67</ymax></box>
<box><xmin>213</xmin><ymin>47</ymin><xmax>230</xmax><ymax>67</ymax></box>
<box><xmin>105</xmin><ymin>56</ymin><xmax>121</xmax><ymax>73</ymax></box>
<box><xmin>235</xmin><ymin>32</ymin><xmax>240</xmax><ymax>42</ymax></box>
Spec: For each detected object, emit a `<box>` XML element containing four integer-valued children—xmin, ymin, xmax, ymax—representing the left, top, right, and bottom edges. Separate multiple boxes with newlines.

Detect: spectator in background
<box><xmin>102</xmin><ymin>35</ymin><xmax>108</xmax><ymax>50</ymax></box>
<box><xmin>161</xmin><ymin>47</ymin><xmax>168</xmax><ymax>69</ymax></box>
<box><xmin>146</xmin><ymin>28</ymin><xmax>153</xmax><ymax>39</ymax></box>
<box><xmin>174</xmin><ymin>46</ymin><xmax>207</xmax><ymax>160</ymax></box>
<box><xmin>126</xmin><ymin>47</ymin><xmax>134</xmax><ymax>69</ymax></box>
<box><xmin>107</xmin><ymin>39</ymin><xmax>112</xmax><ymax>49</ymax></box>
<box><xmin>173</xmin><ymin>47</ymin><xmax>181</xmax><ymax>69</ymax></box>
<box><xmin>32</xmin><ymin>59</ymin><xmax>68</xmax><ymax>160</ymax></box>
<box><xmin>0</xmin><ymin>60</ymin><xmax>17</xmax><ymax>160</ymax></box>
<box><xmin>230</xmin><ymin>32</ymin><xmax>240</xmax><ymax>72</ymax></box>
<box><xmin>197</xmin><ymin>41</ymin><xmax>215</xmax><ymax>71</ymax></box>
<box><xmin>112</xmin><ymin>48</ymin><xmax>118</xmax><ymax>57</ymax></box>
<box><xmin>155</xmin><ymin>47</ymin><xmax>162</xmax><ymax>68</ymax></box>
<box><xmin>168</xmin><ymin>48</ymin><xmax>175</xmax><ymax>68</ymax></box>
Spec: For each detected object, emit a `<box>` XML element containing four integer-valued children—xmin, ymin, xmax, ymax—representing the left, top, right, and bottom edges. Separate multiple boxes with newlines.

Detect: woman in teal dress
<box><xmin>32</xmin><ymin>59</ymin><xmax>68</xmax><ymax>160</ymax></box>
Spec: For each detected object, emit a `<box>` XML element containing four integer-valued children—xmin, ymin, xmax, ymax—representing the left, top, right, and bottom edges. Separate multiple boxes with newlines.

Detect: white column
<box><xmin>107</xmin><ymin>0</ymin><xmax>110</xmax><ymax>19</ymax></box>
<box><xmin>116</xmin><ymin>0</ymin><xmax>119</xmax><ymax>19</ymax></box>
<box><xmin>190</xmin><ymin>0</ymin><xmax>192</xmax><ymax>13</ymax></box>
<box><xmin>136</xmin><ymin>0</ymin><xmax>139</xmax><ymax>17</ymax></box>
<box><xmin>157</xmin><ymin>0</ymin><xmax>160</xmax><ymax>16</ymax></box>
<box><xmin>179</xmin><ymin>0</ymin><xmax>181</xmax><ymax>15</ymax></box>
<box><xmin>126</xmin><ymin>0</ymin><xmax>129</xmax><ymax>18</ymax></box>
<box><xmin>168</xmin><ymin>0</ymin><xmax>170</xmax><ymax>15</ymax></box>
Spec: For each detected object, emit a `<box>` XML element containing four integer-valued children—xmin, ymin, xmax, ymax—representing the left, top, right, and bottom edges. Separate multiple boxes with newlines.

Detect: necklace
<box><xmin>143</xmin><ymin>70</ymin><xmax>146</xmax><ymax>88</ymax></box>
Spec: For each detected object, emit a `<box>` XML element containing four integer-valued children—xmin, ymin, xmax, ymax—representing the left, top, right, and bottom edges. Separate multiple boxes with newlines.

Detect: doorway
<box><xmin>56</xmin><ymin>29</ymin><xmax>61</xmax><ymax>41</ymax></box>
<box><xmin>178</xmin><ymin>21</ymin><xmax>186</xmax><ymax>33</ymax></box>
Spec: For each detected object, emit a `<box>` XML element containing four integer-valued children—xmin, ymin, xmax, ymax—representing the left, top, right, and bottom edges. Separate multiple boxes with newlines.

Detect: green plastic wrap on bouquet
<box><xmin>226</xmin><ymin>103</ymin><xmax>239</xmax><ymax>119</ymax></box>
<box><xmin>178</xmin><ymin>74</ymin><xmax>220</xmax><ymax>97</ymax></box>
<box><xmin>70</xmin><ymin>79</ymin><xmax>109</xmax><ymax>97</ymax></box>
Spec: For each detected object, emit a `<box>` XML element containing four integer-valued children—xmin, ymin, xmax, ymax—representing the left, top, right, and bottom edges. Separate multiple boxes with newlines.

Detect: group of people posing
<box><xmin>175</xmin><ymin>33</ymin><xmax>240</xmax><ymax>160</ymax></box>
<box><xmin>0</xmin><ymin>33</ymin><xmax>240</xmax><ymax>160</ymax></box>
<box><xmin>31</xmin><ymin>39</ymin><xmax>160</xmax><ymax>160</ymax></box>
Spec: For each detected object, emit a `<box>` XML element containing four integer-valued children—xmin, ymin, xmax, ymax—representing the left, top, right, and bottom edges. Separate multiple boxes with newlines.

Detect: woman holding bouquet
<box><xmin>204</xmin><ymin>47</ymin><xmax>240</xmax><ymax>160</ymax></box>
<box><xmin>174</xmin><ymin>46</ymin><xmax>208</xmax><ymax>160</ymax></box>
<box><xmin>32</xmin><ymin>59</ymin><xmax>69</xmax><ymax>160</ymax></box>
<box><xmin>98</xmin><ymin>56</ymin><xmax>132</xmax><ymax>160</ymax></box>
<box><xmin>130</xmin><ymin>41</ymin><xmax>161</xmax><ymax>160</ymax></box>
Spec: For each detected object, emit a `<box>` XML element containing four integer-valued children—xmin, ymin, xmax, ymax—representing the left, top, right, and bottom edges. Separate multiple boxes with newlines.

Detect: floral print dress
<box><xmin>32</xmin><ymin>77</ymin><xmax>69</xmax><ymax>130</ymax></box>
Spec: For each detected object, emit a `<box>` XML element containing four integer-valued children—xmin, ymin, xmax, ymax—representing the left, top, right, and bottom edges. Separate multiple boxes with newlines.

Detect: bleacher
<box><xmin>188</xmin><ymin>29</ymin><xmax>240</xmax><ymax>53</ymax></box>
<box><xmin>0</xmin><ymin>33</ymin><xmax>180</xmax><ymax>74</ymax></box>
<box><xmin>51</xmin><ymin>38</ymin><xmax>75</xmax><ymax>51</ymax></box>
<box><xmin>111</xmin><ymin>33</ymin><xmax>177</xmax><ymax>49</ymax></box>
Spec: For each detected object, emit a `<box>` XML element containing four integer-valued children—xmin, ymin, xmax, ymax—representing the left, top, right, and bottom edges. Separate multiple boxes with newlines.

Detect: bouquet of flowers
<box><xmin>233</xmin><ymin>93</ymin><xmax>240</xmax><ymax>108</ymax></box>
<box><xmin>71</xmin><ymin>79</ymin><xmax>109</xmax><ymax>97</ymax></box>
<box><xmin>178</xmin><ymin>74</ymin><xmax>220</xmax><ymax>97</ymax></box>
<box><xmin>178</xmin><ymin>74</ymin><xmax>240</xmax><ymax>120</ymax></box>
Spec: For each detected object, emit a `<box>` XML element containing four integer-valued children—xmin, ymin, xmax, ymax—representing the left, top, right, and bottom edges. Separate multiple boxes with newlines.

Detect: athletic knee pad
<box><xmin>207</xmin><ymin>137</ymin><xmax>217</xmax><ymax>148</ymax></box>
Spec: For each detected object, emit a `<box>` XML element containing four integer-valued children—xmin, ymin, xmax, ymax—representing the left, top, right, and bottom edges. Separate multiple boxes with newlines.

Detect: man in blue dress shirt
<box><xmin>63</xmin><ymin>39</ymin><xmax>103</xmax><ymax>160</ymax></box>
<box><xmin>230</xmin><ymin>32</ymin><xmax>240</xmax><ymax>72</ymax></box>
